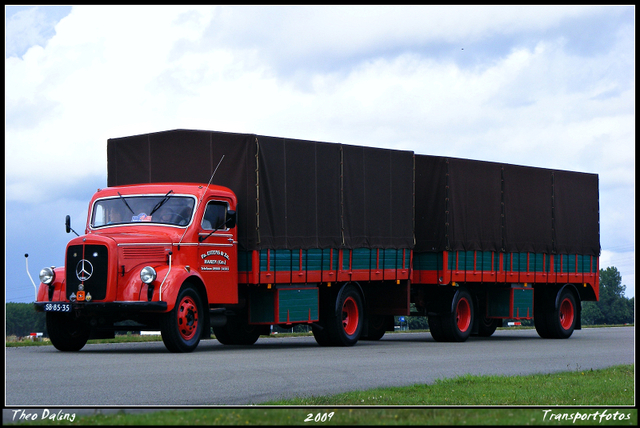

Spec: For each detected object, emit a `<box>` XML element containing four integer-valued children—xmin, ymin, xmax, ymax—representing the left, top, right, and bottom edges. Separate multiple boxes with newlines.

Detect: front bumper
<box><xmin>34</xmin><ymin>301</ymin><xmax>168</xmax><ymax>313</ymax></box>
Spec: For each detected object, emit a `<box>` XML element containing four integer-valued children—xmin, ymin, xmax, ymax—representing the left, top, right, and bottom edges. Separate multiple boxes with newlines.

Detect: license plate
<box><xmin>44</xmin><ymin>303</ymin><xmax>71</xmax><ymax>312</ymax></box>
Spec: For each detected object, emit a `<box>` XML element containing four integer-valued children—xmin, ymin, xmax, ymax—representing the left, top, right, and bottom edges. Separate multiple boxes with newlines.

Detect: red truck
<box><xmin>33</xmin><ymin>129</ymin><xmax>600</xmax><ymax>352</ymax></box>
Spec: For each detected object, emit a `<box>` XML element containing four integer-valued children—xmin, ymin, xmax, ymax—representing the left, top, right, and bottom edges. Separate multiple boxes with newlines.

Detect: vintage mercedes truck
<box><xmin>33</xmin><ymin>129</ymin><xmax>600</xmax><ymax>352</ymax></box>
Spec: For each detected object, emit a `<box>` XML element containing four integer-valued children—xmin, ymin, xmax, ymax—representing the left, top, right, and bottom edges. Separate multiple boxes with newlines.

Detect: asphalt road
<box><xmin>5</xmin><ymin>327</ymin><xmax>634</xmax><ymax>412</ymax></box>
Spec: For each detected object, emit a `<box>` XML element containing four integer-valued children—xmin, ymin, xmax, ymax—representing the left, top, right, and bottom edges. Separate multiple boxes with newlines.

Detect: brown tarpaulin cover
<box><xmin>107</xmin><ymin>130</ymin><xmax>599</xmax><ymax>256</ymax></box>
<box><xmin>414</xmin><ymin>155</ymin><xmax>599</xmax><ymax>256</ymax></box>
<box><xmin>107</xmin><ymin>129</ymin><xmax>414</xmax><ymax>252</ymax></box>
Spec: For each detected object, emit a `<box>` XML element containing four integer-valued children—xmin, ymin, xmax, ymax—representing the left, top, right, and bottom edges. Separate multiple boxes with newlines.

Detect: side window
<box><xmin>202</xmin><ymin>201</ymin><xmax>228</xmax><ymax>230</ymax></box>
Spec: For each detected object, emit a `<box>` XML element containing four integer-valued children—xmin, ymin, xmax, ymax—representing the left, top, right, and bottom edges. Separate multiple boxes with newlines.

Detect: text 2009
<box><xmin>304</xmin><ymin>412</ymin><xmax>335</xmax><ymax>423</ymax></box>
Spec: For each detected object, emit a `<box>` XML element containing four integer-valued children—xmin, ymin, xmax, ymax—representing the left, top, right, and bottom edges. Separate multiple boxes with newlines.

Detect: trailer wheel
<box><xmin>475</xmin><ymin>315</ymin><xmax>501</xmax><ymax>337</ymax></box>
<box><xmin>361</xmin><ymin>314</ymin><xmax>392</xmax><ymax>340</ymax></box>
<box><xmin>213</xmin><ymin>312</ymin><xmax>265</xmax><ymax>345</ymax></box>
<box><xmin>429</xmin><ymin>287</ymin><xmax>474</xmax><ymax>342</ymax></box>
<box><xmin>161</xmin><ymin>285</ymin><xmax>203</xmax><ymax>352</ymax></box>
<box><xmin>543</xmin><ymin>289</ymin><xmax>577</xmax><ymax>339</ymax></box>
<box><xmin>314</xmin><ymin>284</ymin><xmax>363</xmax><ymax>346</ymax></box>
<box><xmin>46</xmin><ymin>312</ymin><xmax>90</xmax><ymax>352</ymax></box>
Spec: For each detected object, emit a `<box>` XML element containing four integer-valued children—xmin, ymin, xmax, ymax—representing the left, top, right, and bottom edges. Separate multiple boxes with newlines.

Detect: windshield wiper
<box><xmin>117</xmin><ymin>192</ymin><xmax>135</xmax><ymax>214</ymax></box>
<box><xmin>150</xmin><ymin>190</ymin><xmax>174</xmax><ymax>215</ymax></box>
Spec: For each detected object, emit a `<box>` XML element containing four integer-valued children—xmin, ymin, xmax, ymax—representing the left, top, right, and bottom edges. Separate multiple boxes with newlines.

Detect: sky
<box><xmin>5</xmin><ymin>5</ymin><xmax>635</xmax><ymax>302</ymax></box>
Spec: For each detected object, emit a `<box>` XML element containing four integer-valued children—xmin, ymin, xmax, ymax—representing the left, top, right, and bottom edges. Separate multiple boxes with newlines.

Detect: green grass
<box><xmin>265</xmin><ymin>364</ymin><xmax>634</xmax><ymax>406</ymax></box>
<box><xmin>5</xmin><ymin>365</ymin><xmax>635</xmax><ymax>426</ymax></box>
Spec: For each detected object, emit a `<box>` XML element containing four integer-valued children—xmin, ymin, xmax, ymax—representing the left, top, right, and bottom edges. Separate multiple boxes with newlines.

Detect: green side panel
<box><xmin>352</xmin><ymin>248</ymin><xmax>372</xmax><ymax>270</ymax></box>
<box><xmin>413</xmin><ymin>252</ymin><xmax>442</xmax><ymax>271</ymax></box>
<box><xmin>568</xmin><ymin>254</ymin><xmax>576</xmax><ymax>273</ymax></box>
<box><xmin>238</xmin><ymin>251</ymin><xmax>252</xmax><ymax>273</ymax></box>
<box><xmin>554</xmin><ymin>254</ymin><xmax>569</xmax><ymax>273</ymax></box>
<box><xmin>259</xmin><ymin>249</ymin><xmax>297</xmax><ymax>272</ymax></box>
<box><xmin>382</xmin><ymin>249</ymin><xmax>408</xmax><ymax>270</ymax></box>
<box><xmin>478</xmin><ymin>251</ymin><xmax>495</xmax><ymax>271</ymax></box>
<box><xmin>278</xmin><ymin>288</ymin><xmax>319</xmax><ymax>322</ymax></box>
<box><xmin>260</xmin><ymin>249</ymin><xmax>270</xmax><ymax>272</ymax></box>
<box><xmin>303</xmin><ymin>249</ymin><xmax>337</xmax><ymax>271</ymax></box>
<box><xmin>487</xmin><ymin>289</ymin><xmax>511</xmax><ymax>317</ymax></box>
<box><xmin>512</xmin><ymin>288</ymin><xmax>533</xmax><ymax>318</ymax></box>
<box><xmin>512</xmin><ymin>253</ymin><xmax>528</xmax><ymax>272</ymax></box>
<box><xmin>577</xmin><ymin>254</ymin><xmax>595</xmax><ymax>273</ymax></box>
<box><xmin>249</xmin><ymin>289</ymin><xmax>275</xmax><ymax>323</ymax></box>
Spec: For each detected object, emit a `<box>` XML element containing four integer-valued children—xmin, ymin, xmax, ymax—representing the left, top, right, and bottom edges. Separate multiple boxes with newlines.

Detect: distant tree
<box><xmin>6</xmin><ymin>303</ymin><xmax>47</xmax><ymax>337</ymax></box>
<box><xmin>581</xmin><ymin>266</ymin><xmax>634</xmax><ymax>325</ymax></box>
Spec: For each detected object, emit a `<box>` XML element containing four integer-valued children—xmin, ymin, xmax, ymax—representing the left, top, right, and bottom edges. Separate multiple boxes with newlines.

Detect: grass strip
<box><xmin>5</xmin><ymin>365</ymin><xmax>634</xmax><ymax>426</ymax></box>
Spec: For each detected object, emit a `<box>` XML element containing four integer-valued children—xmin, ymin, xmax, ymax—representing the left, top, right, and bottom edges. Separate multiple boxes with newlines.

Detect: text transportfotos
<box><xmin>542</xmin><ymin>409</ymin><xmax>631</xmax><ymax>423</ymax></box>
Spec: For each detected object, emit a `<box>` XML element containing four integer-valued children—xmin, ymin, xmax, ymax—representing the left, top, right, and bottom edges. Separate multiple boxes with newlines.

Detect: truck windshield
<box><xmin>91</xmin><ymin>195</ymin><xmax>196</xmax><ymax>228</ymax></box>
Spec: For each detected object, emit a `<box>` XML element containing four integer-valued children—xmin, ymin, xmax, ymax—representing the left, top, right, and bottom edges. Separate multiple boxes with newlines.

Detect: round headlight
<box><xmin>39</xmin><ymin>267</ymin><xmax>55</xmax><ymax>285</ymax></box>
<box><xmin>140</xmin><ymin>266</ymin><xmax>157</xmax><ymax>284</ymax></box>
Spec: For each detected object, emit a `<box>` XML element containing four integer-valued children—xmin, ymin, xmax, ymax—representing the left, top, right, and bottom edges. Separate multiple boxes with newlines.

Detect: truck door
<box><xmin>198</xmin><ymin>199</ymin><xmax>238</xmax><ymax>304</ymax></box>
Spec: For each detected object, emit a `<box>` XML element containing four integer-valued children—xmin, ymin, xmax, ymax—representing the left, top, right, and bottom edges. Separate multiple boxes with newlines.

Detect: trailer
<box><xmin>33</xmin><ymin>129</ymin><xmax>599</xmax><ymax>352</ymax></box>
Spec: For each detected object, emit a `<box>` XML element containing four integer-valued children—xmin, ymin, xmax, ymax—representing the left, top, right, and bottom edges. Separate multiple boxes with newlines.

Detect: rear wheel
<box><xmin>547</xmin><ymin>289</ymin><xmax>577</xmax><ymax>339</ymax></box>
<box><xmin>475</xmin><ymin>315</ymin><xmax>501</xmax><ymax>337</ymax></box>
<box><xmin>429</xmin><ymin>287</ymin><xmax>474</xmax><ymax>342</ymax></box>
<box><xmin>46</xmin><ymin>312</ymin><xmax>90</xmax><ymax>352</ymax></box>
<box><xmin>161</xmin><ymin>285</ymin><xmax>203</xmax><ymax>352</ymax></box>
<box><xmin>361</xmin><ymin>314</ymin><xmax>392</xmax><ymax>340</ymax></box>
<box><xmin>535</xmin><ymin>287</ymin><xmax>578</xmax><ymax>339</ymax></box>
<box><xmin>314</xmin><ymin>284</ymin><xmax>364</xmax><ymax>346</ymax></box>
<box><xmin>214</xmin><ymin>315</ymin><xmax>264</xmax><ymax>345</ymax></box>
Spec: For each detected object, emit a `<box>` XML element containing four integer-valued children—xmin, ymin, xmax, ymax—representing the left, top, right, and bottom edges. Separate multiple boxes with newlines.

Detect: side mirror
<box><xmin>65</xmin><ymin>215</ymin><xmax>79</xmax><ymax>237</ymax></box>
<box><xmin>226</xmin><ymin>210</ymin><xmax>237</xmax><ymax>229</ymax></box>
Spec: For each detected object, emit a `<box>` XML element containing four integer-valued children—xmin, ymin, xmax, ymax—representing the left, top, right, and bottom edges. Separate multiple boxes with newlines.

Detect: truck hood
<box><xmin>77</xmin><ymin>229</ymin><xmax>180</xmax><ymax>246</ymax></box>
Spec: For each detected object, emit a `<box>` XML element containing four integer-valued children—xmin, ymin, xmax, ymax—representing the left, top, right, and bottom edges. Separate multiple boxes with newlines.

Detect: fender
<box><xmin>153</xmin><ymin>264</ymin><xmax>206</xmax><ymax>312</ymax></box>
<box><xmin>36</xmin><ymin>267</ymin><xmax>67</xmax><ymax>302</ymax></box>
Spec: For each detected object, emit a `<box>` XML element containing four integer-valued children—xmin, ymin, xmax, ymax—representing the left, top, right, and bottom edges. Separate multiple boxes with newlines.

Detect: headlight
<box><xmin>39</xmin><ymin>267</ymin><xmax>55</xmax><ymax>285</ymax></box>
<box><xmin>140</xmin><ymin>266</ymin><xmax>157</xmax><ymax>284</ymax></box>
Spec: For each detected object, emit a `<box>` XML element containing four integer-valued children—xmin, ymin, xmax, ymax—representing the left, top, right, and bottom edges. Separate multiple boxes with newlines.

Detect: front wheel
<box><xmin>161</xmin><ymin>285</ymin><xmax>204</xmax><ymax>352</ymax></box>
<box><xmin>46</xmin><ymin>312</ymin><xmax>90</xmax><ymax>352</ymax></box>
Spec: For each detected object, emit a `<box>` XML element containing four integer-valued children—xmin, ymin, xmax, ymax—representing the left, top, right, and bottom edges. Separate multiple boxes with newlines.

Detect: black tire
<box><xmin>160</xmin><ymin>285</ymin><xmax>204</xmax><ymax>353</ymax></box>
<box><xmin>427</xmin><ymin>314</ymin><xmax>445</xmax><ymax>341</ymax></box>
<box><xmin>534</xmin><ymin>310</ymin><xmax>552</xmax><ymax>338</ymax></box>
<box><xmin>213</xmin><ymin>313</ymin><xmax>265</xmax><ymax>345</ymax></box>
<box><xmin>475</xmin><ymin>315</ymin><xmax>500</xmax><ymax>337</ymax></box>
<box><xmin>361</xmin><ymin>314</ymin><xmax>391</xmax><ymax>341</ymax></box>
<box><xmin>311</xmin><ymin>323</ymin><xmax>333</xmax><ymax>346</ymax></box>
<box><xmin>46</xmin><ymin>312</ymin><xmax>90</xmax><ymax>352</ymax></box>
<box><xmin>542</xmin><ymin>289</ymin><xmax>577</xmax><ymax>339</ymax></box>
<box><xmin>430</xmin><ymin>287</ymin><xmax>474</xmax><ymax>342</ymax></box>
<box><xmin>314</xmin><ymin>284</ymin><xmax>364</xmax><ymax>347</ymax></box>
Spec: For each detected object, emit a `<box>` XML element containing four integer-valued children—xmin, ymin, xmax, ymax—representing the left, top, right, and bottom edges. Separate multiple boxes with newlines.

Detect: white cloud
<box><xmin>4</xmin><ymin>5</ymin><xmax>634</xmax><ymax>301</ymax></box>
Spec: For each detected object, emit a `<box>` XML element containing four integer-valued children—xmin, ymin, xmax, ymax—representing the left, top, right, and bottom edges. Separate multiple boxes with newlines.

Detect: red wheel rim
<box><xmin>341</xmin><ymin>296</ymin><xmax>359</xmax><ymax>336</ymax></box>
<box><xmin>559</xmin><ymin>298</ymin><xmax>574</xmax><ymax>330</ymax></box>
<box><xmin>177</xmin><ymin>296</ymin><xmax>199</xmax><ymax>341</ymax></box>
<box><xmin>456</xmin><ymin>297</ymin><xmax>471</xmax><ymax>332</ymax></box>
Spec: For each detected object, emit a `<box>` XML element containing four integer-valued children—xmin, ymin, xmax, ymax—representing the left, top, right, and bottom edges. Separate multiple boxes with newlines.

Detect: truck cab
<box><xmin>35</xmin><ymin>182</ymin><xmax>238</xmax><ymax>352</ymax></box>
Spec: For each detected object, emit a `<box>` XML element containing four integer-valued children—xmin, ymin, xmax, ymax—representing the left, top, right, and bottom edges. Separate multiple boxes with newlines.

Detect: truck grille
<box><xmin>66</xmin><ymin>244</ymin><xmax>109</xmax><ymax>301</ymax></box>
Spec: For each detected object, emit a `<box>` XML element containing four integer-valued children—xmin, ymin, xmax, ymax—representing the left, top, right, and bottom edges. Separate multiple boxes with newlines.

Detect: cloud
<box><xmin>5</xmin><ymin>6</ymin><xmax>72</xmax><ymax>58</ymax></box>
<box><xmin>5</xmin><ymin>5</ymin><xmax>634</xmax><ymax>301</ymax></box>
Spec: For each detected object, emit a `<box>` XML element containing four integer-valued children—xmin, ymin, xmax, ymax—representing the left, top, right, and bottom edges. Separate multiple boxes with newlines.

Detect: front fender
<box><xmin>36</xmin><ymin>267</ymin><xmax>67</xmax><ymax>303</ymax></box>
<box><xmin>153</xmin><ymin>265</ymin><xmax>205</xmax><ymax>312</ymax></box>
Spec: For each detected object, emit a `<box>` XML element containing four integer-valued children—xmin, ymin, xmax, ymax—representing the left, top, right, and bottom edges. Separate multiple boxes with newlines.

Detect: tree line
<box><xmin>5</xmin><ymin>266</ymin><xmax>634</xmax><ymax>338</ymax></box>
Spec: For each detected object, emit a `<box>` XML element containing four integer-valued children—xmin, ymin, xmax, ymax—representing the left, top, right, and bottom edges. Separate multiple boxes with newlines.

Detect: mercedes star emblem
<box><xmin>76</xmin><ymin>259</ymin><xmax>94</xmax><ymax>281</ymax></box>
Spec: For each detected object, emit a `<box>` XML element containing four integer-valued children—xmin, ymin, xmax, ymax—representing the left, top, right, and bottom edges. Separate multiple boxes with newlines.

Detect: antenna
<box><xmin>178</xmin><ymin>155</ymin><xmax>225</xmax><ymax>246</ymax></box>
